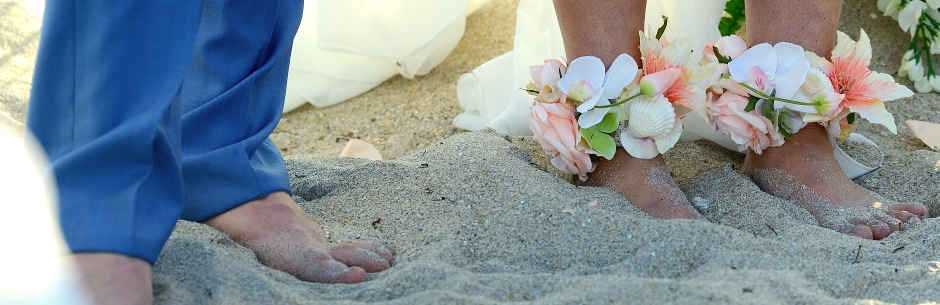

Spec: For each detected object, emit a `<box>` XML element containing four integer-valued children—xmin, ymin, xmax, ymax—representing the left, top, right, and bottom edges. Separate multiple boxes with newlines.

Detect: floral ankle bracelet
<box><xmin>701</xmin><ymin>30</ymin><xmax>913</xmax><ymax>154</ymax></box>
<box><xmin>526</xmin><ymin>19</ymin><xmax>714</xmax><ymax>181</ymax></box>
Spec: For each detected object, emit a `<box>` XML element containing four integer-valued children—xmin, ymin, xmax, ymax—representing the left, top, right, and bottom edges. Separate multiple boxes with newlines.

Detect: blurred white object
<box><xmin>284</xmin><ymin>0</ymin><xmax>490</xmax><ymax>112</ymax></box>
<box><xmin>0</xmin><ymin>131</ymin><xmax>89</xmax><ymax>305</ymax></box>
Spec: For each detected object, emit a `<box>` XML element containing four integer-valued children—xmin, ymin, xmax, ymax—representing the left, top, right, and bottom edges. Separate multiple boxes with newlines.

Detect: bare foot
<box><xmin>744</xmin><ymin>124</ymin><xmax>928</xmax><ymax>240</ymax></box>
<box><xmin>576</xmin><ymin>148</ymin><xmax>704</xmax><ymax>219</ymax></box>
<box><xmin>73</xmin><ymin>253</ymin><xmax>153</xmax><ymax>305</ymax></box>
<box><xmin>203</xmin><ymin>192</ymin><xmax>393</xmax><ymax>283</ymax></box>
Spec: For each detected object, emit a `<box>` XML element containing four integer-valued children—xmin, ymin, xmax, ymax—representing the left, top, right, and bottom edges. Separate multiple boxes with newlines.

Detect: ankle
<box><xmin>73</xmin><ymin>253</ymin><xmax>152</xmax><ymax>305</ymax></box>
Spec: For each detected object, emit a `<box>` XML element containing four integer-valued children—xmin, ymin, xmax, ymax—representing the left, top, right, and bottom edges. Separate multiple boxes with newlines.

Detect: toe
<box><xmin>839</xmin><ymin>224</ymin><xmax>873</xmax><ymax>240</ymax></box>
<box><xmin>888</xmin><ymin>203</ymin><xmax>929</xmax><ymax>221</ymax></box>
<box><xmin>347</xmin><ymin>241</ymin><xmax>394</xmax><ymax>262</ymax></box>
<box><xmin>330</xmin><ymin>244</ymin><xmax>391</xmax><ymax>273</ymax></box>
<box><xmin>296</xmin><ymin>258</ymin><xmax>368</xmax><ymax>284</ymax></box>
<box><xmin>861</xmin><ymin>221</ymin><xmax>892</xmax><ymax>240</ymax></box>
<box><xmin>886</xmin><ymin>209</ymin><xmax>918</xmax><ymax>225</ymax></box>
<box><xmin>338</xmin><ymin>266</ymin><xmax>368</xmax><ymax>284</ymax></box>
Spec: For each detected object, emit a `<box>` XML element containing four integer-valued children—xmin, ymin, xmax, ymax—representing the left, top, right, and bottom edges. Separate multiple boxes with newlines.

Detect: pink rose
<box><xmin>529</xmin><ymin>100</ymin><xmax>596</xmax><ymax>181</ymax></box>
<box><xmin>703</xmin><ymin>35</ymin><xmax>748</xmax><ymax>63</ymax></box>
<box><xmin>703</xmin><ymin>35</ymin><xmax>748</xmax><ymax>90</ymax></box>
<box><xmin>706</xmin><ymin>81</ymin><xmax>784</xmax><ymax>154</ymax></box>
<box><xmin>529</xmin><ymin>59</ymin><xmax>568</xmax><ymax>88</ymax></box>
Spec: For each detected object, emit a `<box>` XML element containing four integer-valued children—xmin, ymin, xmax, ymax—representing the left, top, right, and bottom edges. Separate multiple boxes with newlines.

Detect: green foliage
<box><xmin>712</xmin><ymin>46</ymin><xmax>732</xmax><ymax>64</ymax></box>
<box><xmin>744</xmin><ymin>95</ymin><xmax>760</xmax><ymax>112</ymax></box>
<box><xmin>655</xmin><ymin>16</ymin><xmax>669</xmax><ymax>40</ymax></box>
<box><xmin>580</xmin><ymin>127</ymin><xmax>616</xmax><ymax>160</ymax></box>
<box><xmin>719</xmin><ymin>0</ymin><xmax>745</xmax><ymax>37</ymax></box>
<box><xmin>595</xmin><ymin>109</ymin><xmax>621</xmax><ymax>133</ymax></box>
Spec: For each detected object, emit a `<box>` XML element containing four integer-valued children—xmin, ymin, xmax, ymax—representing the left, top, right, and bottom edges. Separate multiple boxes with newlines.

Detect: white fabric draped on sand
<box><xmin>284</xmin><ymin>0</ymin><xmax>489</xmax><ymax>112</ymax></box>
<box><xmin>453</xmin><ymin>0</ymin><xmax>882</xmax><ymax>179</ymax></box>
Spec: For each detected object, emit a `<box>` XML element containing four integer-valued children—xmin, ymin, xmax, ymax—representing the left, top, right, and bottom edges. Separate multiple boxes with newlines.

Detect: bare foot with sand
<box><xmin>577</xmin><ymin>148</ymin><xmax>704</xmax><ymax>220</ymax></box>
<box><xmin>744</xmin><ymin>124</ymin><xmax>928</xmax><ymax>239</ymax></box>
<box><xmin>204</xmin><ymin>192</ymin><xmax>394</xmax><ymax>283</ymax></box>
<box><xmin>73</xmin><ymin>192</ymin><xmax>394</xmax><ymax>304</ymax></box>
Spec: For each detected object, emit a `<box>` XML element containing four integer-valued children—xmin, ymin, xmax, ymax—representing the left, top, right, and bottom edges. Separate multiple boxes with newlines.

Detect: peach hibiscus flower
<box><xmin>804</xmin><ymin>30</ymin><xmax>914</xmax><ymax>134</ymax></box>
<box><xmin>639</xmin><ymin>31</ymin><xmax>712</xmax><ymax>121</ymax></box>
<box><xmin>529</xmin><ymin>100</ymin><xmax>596</xmax><ymax>181</ymax></box>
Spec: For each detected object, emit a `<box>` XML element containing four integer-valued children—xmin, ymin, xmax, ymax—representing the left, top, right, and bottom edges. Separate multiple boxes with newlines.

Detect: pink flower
<box><xmin>703</xmin><ymin>35</ymin><xmax>748</xmax><ymax>63</ymax></box>
<box><xmin>639</xmin><ymin>68</ymin><xmax>682</xmax><ymax>98</ymax></box>
<box><xmin>529</xmin><ymin>100</ymin><xmax>596</xmax><ymax>181</ymax></box>
<box><xmin>706</xmin><ymin>79</ymin><xmax>784</xmax><ymax>154</ymax></box>
<box><xmin>639</xmin><ymin>32</ymin><xmax>710</xmax><ymax>120</ymax></box>
<box><xmin>529</xmin><ymin>59</ymin><xmax>568</xmax><ymax>89</ymax></box>
<box><xmin>703</xmin><ymin>36</ymin><xmax>747</xmax><ymax>94</ymax></box>
<box><xmin>805</xmin><ymin>30</ymin><xmax>914</xmax><ymax>133</ymax></box>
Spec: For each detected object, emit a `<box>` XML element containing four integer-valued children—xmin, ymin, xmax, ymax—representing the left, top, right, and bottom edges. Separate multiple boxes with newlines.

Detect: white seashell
<box><xmin>626</xmin><ymin>94</ymin><xmax>676</xmax><ymax>139</ymax></box>
<box><xmin>801</xmin><ymin>67</ymin><xmax>834</xmax><ymax>94</ymax></box>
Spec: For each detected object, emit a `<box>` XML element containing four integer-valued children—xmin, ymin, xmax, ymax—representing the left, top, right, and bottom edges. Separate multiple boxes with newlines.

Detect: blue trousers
<box><xmin>27</xmin><ymin>0</ymin><xmax>302</xmax><ymax>264</ymax></box>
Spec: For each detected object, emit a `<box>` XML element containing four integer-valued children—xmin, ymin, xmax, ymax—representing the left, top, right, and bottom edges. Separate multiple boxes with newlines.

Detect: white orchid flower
<box><xmin>908</xmin><ymin>61</ymin><xmax>925</xmax><ymax>81</ymax></box>
<box><xmin>883</xmin><ymin>0</ymin><xmax>903</xmax><ymax>19</ymax></box>
<box><xmin>899</xmin><ymin>0</ymin><xmax>927</xmax><ymax>37</ymax></box>
<box><xmin>928</xmin><ymin>0</ymin><xmax>940</xmax><ymax>9</ymax></box>
<box><xmin>557</xmin><ymin>54</ymin><xmax>639</xmax><ymax>128</ymax></box>
<box><xmin>929</xmin><ymin>75</ymin><xmax>940</xmax><ymax>92</ymax></box>
<box><xmin>915</xmin><ymin>76</ymin><xmax>933</xmax><ymax>93</ymax></box>
<box><xmin>728</xmin><ymin>42</ymin><xmax>811</xmax><ymax>113</ymax></box>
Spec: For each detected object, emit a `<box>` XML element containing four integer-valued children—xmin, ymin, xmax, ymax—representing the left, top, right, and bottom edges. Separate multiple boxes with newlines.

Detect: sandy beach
<box><xmin>2</xmin><ymin>0</ymin><xmax>940</xmax><ymax>304</ymax></box>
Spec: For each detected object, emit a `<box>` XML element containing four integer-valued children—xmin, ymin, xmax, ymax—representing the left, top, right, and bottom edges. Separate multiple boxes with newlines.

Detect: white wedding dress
<box><xmin>286</xmin><ymin>0</ymin><xmax>881</xmax><ymax>179</ymax></box>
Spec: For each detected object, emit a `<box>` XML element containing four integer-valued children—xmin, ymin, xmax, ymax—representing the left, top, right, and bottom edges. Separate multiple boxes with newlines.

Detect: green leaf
<box><xmin>744</xmin><ymin>95</ymin><xmax>760</xmax><ymax>112</ymax></box>
<box><xmin>581</xmin><ymin>127</ymin><xmax>616</xmax><ymax>160</ymax></box>
<box><xmin>595</xmin><ymin>108</ymin><xmax>621</xmax><ymax>133</ymax></box>
<box><xmin>713</xmin><ymin>46</ymin><xmax>731</xmax><ymax>64</ymax></box>
<box><xmin>718</xmin><ymin>0</ymin><xmax>745</xmax><ymax>36</ymax></box>
<box><xmin>847</xmin><ymin>112</ymin><xmax>857</xmax><ymax>124</ymax></box>
<box><xmin>655</xmin><ymin>16</ymin><xmax>669</xmax><ymax>40</ymax></box>
<box><xmin>758</xmin><ymin>98</ymin><xmax>775</xmax><ymax>119</ymax></box>
<box><xmin>778</xmin><ymin>125</ymin><xmax>795</xmax><ymax>141</ymax></box>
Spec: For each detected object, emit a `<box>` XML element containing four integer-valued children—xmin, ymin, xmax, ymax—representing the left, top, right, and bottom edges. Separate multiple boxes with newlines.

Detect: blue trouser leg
<box><xmin>178</xmin><ymin>0</ymin><xmax>301</xmax><ymax>221</ymax></box>
<box><xmin>28</xmin><ymin>0</ymin><xmax>303</xmax><ymax>263</ymax></box>
<box><xmin>27</xmin><ymin>0</ymin><xmax>202</xmax><ymax>263</ymax></box>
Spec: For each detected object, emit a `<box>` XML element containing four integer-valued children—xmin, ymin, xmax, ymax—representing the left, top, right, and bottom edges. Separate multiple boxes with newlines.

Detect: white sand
<box><xmin>154</xmin><ymin>129</ymin><xmax>940</xmax><ymax>304</ymax></box>
<box><xmin>3</xmin><ymin>0</ymin><xmax>940</xmax><ymax>304</ymax></box>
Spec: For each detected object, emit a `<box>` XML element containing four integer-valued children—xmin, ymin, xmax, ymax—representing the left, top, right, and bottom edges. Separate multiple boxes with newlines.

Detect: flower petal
<box><xmin>805</xmin><ymin>51</ymin><xmax>834</xmax><ymax>74</ymax></box>
<box><xmin>557</xmin><ymin>56</ymin><xmax>606</xmax><ymax>96</ymax></box>
<box><xmin>714</xmin><ymin>35</ymin><xmax>748</xmax><ymax>59</ymax></box>
<box><xmin>620</xmin><ymin>126</ymin><xmax>659</xmax><ymax>159</ymax></box>
<box><xmin>577</xmin><ymin>100</ymin><xmax>612</xmax><ymax>128</ymax></box>
<box><xmin>865</xmin><ymin>71</ymin><xmax>914</xmax><ymax>101</ymax></box>
<box><xmin>602</xmin><ymin>54</ymin><xmax>640</xmax><ymax>99</ymax></box>
<box><xmin>729</xmin><ymin>43</ymin><xmax>776</xmax><ymax>82</ymax></box>
<box><xmin>772</xmin><ymin>57</ymin><xmax>810</xmax><ymax>100</ymax></box>
<box><xmin>899</xmin><ymin>1</ymin><xmax>926</xmax><ymax>33</ymax></box>
<box><xmin>640</xmin><ymin>68</ymin><xmax>682</xmax><ymax>98</ymax></box>
<box><xmin>851</xmin><ymin>100</ymin><xmax>898</xmax><ymax>133</ymax></box>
